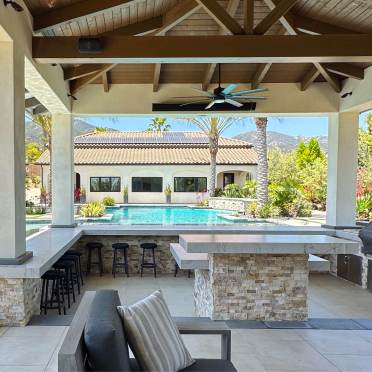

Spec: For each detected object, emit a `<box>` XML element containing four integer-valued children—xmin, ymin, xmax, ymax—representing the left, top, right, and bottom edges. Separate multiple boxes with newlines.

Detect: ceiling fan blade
<box><xmin>230</xmin><ymin>88</ymin><xmax>268</xmax><ymax>96</ymax></box>
<box><xmin>225</xmin><ymin>99</ymin><xmax>243</xmax><ymax>108</ymax></box>
<box><xmin>179</xmin><ymin>100</ymin><xmax>211</xmax><ymax>106</ymax></box>
<box><xmin>205</xmin><ymin>101</ymin><xmax>216</xmax><ymax>110</ymax></box>
<box><xmin>230</xmin><ymin>96</ymin><xmax>267</xmax><ymax>100</ymax></box>
<box><xmin>222</xmin><ymin>84</ymin><xmax>237</xmax><ymax>95</ymax></box>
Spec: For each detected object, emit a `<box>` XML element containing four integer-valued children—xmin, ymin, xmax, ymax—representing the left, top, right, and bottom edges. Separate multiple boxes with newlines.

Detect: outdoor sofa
<box><xmin>58</xmin><ymin>290</ymin><xmax>237</xmax><ymax>372</ymax></box>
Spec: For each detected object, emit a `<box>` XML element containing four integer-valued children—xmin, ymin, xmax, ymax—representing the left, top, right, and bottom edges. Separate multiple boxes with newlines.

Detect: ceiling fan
<box><xmin>174</xmin><ymin>64</ymin><xmax>268</xmax><ymax>110</ymax></box>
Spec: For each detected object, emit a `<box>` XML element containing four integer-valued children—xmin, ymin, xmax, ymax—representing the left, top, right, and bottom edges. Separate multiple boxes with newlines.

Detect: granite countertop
<box><xmin>179</xmin><ymin>234</ymin><xmax>359</xmax><ymax>255</ymax></box>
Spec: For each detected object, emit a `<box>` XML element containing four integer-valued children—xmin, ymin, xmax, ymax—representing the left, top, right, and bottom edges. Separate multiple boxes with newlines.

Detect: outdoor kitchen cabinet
<box><xmin>337</xmin><ymin>254</ymin><xmax>362</xmax><ymax>285</ymax></box>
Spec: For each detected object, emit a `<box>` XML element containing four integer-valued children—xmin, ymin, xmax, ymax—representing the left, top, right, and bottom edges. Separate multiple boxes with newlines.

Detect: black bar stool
<box><xmin>86</xmin><ymin>242</ymin><xmax>104</xmax><ymax>276</ymax></box>
<box><xmin>53</xmin><ymin>260</ymin><xmax>76</xmax><ymax>308</ymax></box>
<box><xmin>140</xmin><ymin>243</ymin><xmax>157</xmax><ymax>278</ymax></box>
<box><xmin>64</xmin><ymin>249</ymin><xmax>84</xmax><ymax>285</ymax></box>
<box><xmin>62</xmin><ymin>254</ymin><xmax>81</xmax><ymax>294</ymax></box>
<box><xmin>40</xmin><ymin>270</ymin><xmax>66</xmax><ymax>315</ymax></box>
<box><xmin>174</xmin><ymin>262</ymin><xmax>192</xmax><ymax>278</ymax></box>
<box><xmin>112</xmin><ymin>243</ymin><xmax>129</xmax><ymax>278</ymax></box>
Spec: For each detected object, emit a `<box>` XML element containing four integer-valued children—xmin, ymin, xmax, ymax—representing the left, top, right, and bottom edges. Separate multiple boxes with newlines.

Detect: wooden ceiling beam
<box><xmin>254</xmin><ymin>0</ymin><xmax>299</xmax><ymax>35</ymax></box>
<box><xmin>201</xmin><ymin>0</ymin><xmax>243</xmax><ymax>91</ymax></box>
<box><xmin>70</xmin><ymin>64</ymin><xmax>116</xmax><ymax>95</ymax></box>
<box><xmin>324</xmin><ymin>63</ymin><xmax>365</xmax><ymax>80</ymax></box>
<box><xmin>34</xmin><ymin>0</ymin><xmax>135</xmax><ymax>32</ymax></box>
<box><xmin>33</xmin><ymin>34</ymin><xmax>372</xmax><ymax>64</ymax></box>
<box><xmin>102</xmin><ymin>71</ymin><xmax>110</xmax><ymax>93</ymax></box>
<box><xmin>149</xmin><ymin>0</ymin><xmax>201</xmax><ymax>36</ymax></box>
<box><xmin>251</xmin><ymin>63</ymin><xmax>272</xmax><ymax>89</ymax></box>
<box><xmin>313</xmin><ymin>62</ymin><xmax>341</xmax><ymax>92</ymax></box>
<box><xmin>64</xmin><ymin>64</ymin><xmax>105</xmax><ymax>81</ymax></box>
<box><xmin>244</xmin><ymin>0</ymin><xmax>255</xmax><ymax>35</ymax></box>
<box><xmin>153</xmin><ymin>63</ymin><xmax>161</xmax><ymax>92</ymax></box>
<box><xmin>262</xmin><ymin>0</ymin><xmax>297</xmax><ymax>35</ymax></box>
<box><xmin>300</xmin><ymin>65</ymin><xmax>320</xmax><ymax>91</ymax></box>
<box><xmin>195</xmin><ymin>0</ymin><xmax>244</xmax><ymax>35</ymax></box>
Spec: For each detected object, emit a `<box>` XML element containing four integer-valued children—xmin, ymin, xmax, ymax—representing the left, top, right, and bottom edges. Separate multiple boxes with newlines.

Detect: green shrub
<box><xmin>223</xmin><ymin>184</ymin><xmax>243</xmax><ymax>198</ymax></box>
<box><xmin>164</xmin><ymin>184</ymin><xmax>172</xmax><ymax>196</ymax></box>
<box><xmin>102</xmin><ymin>196</ymin><xmax>115</xmax><ymax>206</ymax></box>
<box><xmin>80</xmin><ymin>202</ymin><xmax>105</xmax><ymax>217</ymax></box>
<box><xmin>247</xmin><ymin>202</ymin><xmax>280</xmax><ymax>218</ymax></box>
<box><xmin>197</xmin><ymin>199</ymin><xmax>209</xmax><ymax>207</ymax></box>
<box><xmin>26</xmin><ymin>206</ymin><xmax>46</xmax><ymax>215</ymax></box>
<box><xmin>242</xmin><ymin>179</ymin><xmax>256</xmax><ymax>198</ymax></box>
<box><xmin>213</xmin><ymin>188</ymin><xmax>223</xmax><ymax>197</ymax></box>
<box><xmin>357</xmin><ymin>194</ymin><xmax>372</xmax><ymax>220</ymax></box>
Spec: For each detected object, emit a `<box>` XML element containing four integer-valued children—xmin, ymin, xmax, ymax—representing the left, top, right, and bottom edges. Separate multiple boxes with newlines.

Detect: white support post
<box><xmin>51</xmin><ymin>113</ymin><xmax>75</xmax><ymax>227</ymax></box>
<box><xmin>325</xmin><ymin>112</ymin><xmax>359</xmax><ymax>228</ymax></box>
<box><xmin>0</xmin><ymin>41</ymin><xmax>31</xmax><ymax>264</ymax></box>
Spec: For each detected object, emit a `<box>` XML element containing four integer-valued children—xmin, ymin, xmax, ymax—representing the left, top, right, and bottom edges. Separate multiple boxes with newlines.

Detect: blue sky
<box><xmin>79</xmin><ymin>109</ymin><xmax>371</xmax><ymax>139</ymax></box>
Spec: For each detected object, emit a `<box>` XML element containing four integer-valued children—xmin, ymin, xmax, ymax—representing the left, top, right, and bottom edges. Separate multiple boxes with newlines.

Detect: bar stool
<box><xmin>174</xmin><ymin>262</ymin><xmax>192</xmax><ymax>278</ymax></box>
<box><xmin>140</xmin><ymin>243</ymin><xmax>157</xmax><ymax>278</ymax></box>
<box><xmin>40</xmin><ymin>270</ymin><xmax>66</xmax><ymax>315</ymax></box>
<box><xmin>63</xmin><ymin>249</ymin><xmax>84</xmax><ymax>285</ymax></box>
<box><xmin>53</xmin><ymin>260</ymin><xmax>76</xmax><ymax>308</ymax></box>
<box><xmin>62</xmin><ymin>254</ymin><xmax>81</xmax><ymax>294</ymax></box>
<box><xmin>86</xmin><ymin>242</ymin><xmax>104</xmax><ymax>276</ymax></box>
<box><xmin>112</xmin><ymin>243</ymin><xmax>129</xmax><ymax>278</ymax></box>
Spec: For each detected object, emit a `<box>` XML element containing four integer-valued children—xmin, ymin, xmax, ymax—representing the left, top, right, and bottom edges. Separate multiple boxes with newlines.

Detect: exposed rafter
<box><xmin>262</xmin><ymin>0</ymin><xmax>296</xmax><ymax>35</ymax></box>
<box><xmin>244</xmin><ymin>0</ymin><xmax>255</xmax><ymax>35</ymax></box>
<box><xmin>196</xmin><ymin>0</ymin><xmax>244</xmax><ymax>35</ymax></box>
<box><xmin>153</xmin><ymin>63</ymin><xmax>161</xmax><ymax>92</ymax></box>
<box><xmin>324</xmin><ymin>63</ymin><xmax>365</xmax><ymax>80</ymax></box>
<box><xmin>70</xmin><ymin>64</ymin><xmax>116</xmax><ymax>95</ymax></box>
<box><xmin>64</xmin><ymin>65</ymin><xmax>105</xmax><ymax>81</ymax></box>
<box><xmin>34</xmin><ymin>0</ymin><xmax>135</xmax><ymax>32</ymax></box>
<box><xmin>102</xmin><ymin>72</ymin><xmax>110</xmax><ymax>93</ymax></box>
<box><xmin>254</xmin><ymin>0</ymin><xmax>298</xmax><ymax>35</ymax></box>
<box><xmin>201</xmin><ymin>0</ymin><xmax>242</xmax><ymax>91</ymax></box>
<box><xmin>251</xmin><ymin>63</ymin><xmax>272</xmax><ymax>89</ymax></box>
<box><xmin>313</xmin><ymin>62</ymin><xmax>341</xmax><ymax>93</ymax></box>
<box><xmin>300</xmin><ymin>65</ymin><xmax>320</xmax><ymax>91</ymax></box>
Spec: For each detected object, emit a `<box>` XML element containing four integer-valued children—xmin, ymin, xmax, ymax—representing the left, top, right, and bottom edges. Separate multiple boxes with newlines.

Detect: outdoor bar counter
<box><xmin>179</xmin><ymin>234</ymin><xmax>359</xmax><ymax>321</ymax></box>
<box><xmin>0</xmin><ymin>225</ymin><xmax>359</xmax><ymax>325</ymax></box>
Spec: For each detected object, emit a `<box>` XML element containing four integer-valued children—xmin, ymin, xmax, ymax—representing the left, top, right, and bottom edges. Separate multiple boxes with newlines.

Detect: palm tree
<box><xmin>94</xmin><ymin>126</ymin><xmax>108</xmax><ymax>133</ymax></box>
<box><xmin>187</xmin><ymin>117</ymin><xmax>237</xmax><ymax>196</ymax></box>
<box><xmin>147</xmin><ymin>117</ymin><xmax>171</xmax><ymax>132</ymax></box>
<box><xmin>33</xmin><ymin>114</ymin><xmax>53</xmax><ymax>205</ymax></box>
<box><xmin>254</xmin><ymin>117</ymin><xmax>268</xmax><ymax>208</ymax></box>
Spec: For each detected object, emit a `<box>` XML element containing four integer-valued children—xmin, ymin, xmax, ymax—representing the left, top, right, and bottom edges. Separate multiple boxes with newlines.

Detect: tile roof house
<box><xmin>37</xmin><ymin>131</ymin><xmax>257</xmax><ymax>204</ymax></box>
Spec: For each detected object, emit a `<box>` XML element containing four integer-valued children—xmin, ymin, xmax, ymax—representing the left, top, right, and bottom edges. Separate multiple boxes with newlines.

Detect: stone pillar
<box><xmin>325</xmin><ymin>112</ymin><xmax>359</xmax><ymax>228</ymax></box>
<box><xmin>0</xmin><ymin>40</ymin><xmax>31</xmax><ymax>264</ymax></box>
<box><xmin>194</xmin><ymin>253</ymin><xmax>309</xmax><ymax>321</ymax></box>
<box><xmin>51</xmin><ymin>113</ymin><xmax>75</xmax><ymax>227</ymax></box>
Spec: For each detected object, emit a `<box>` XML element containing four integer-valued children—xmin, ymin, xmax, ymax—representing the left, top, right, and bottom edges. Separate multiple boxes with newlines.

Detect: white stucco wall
<box><xmin>42</xmin><ymin>164</ymin><xmax>256</xmax><ymax>204</ymax></box>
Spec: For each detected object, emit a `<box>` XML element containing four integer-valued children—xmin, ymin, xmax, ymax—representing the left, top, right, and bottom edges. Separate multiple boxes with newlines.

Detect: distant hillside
<box><xmin>25</xmin><ymin>119</ymin><xmax>115</xmax><ymax>146</ymax></box>
<box><xmin>234</xmin><ymin>131</ymin><xmax>328</xmax><ymax>152</ymax></box>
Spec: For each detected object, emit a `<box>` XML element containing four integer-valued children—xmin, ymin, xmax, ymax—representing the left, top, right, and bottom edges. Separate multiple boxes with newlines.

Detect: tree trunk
<box><xmin>255</xmin><ymin>117</ymin><xmax>268</xmax><ymax>208</ymax></box>
<box><xmin>209</xmin><ymin>135</ymin><xmax>218</xmax><ymax>197</ymax></box>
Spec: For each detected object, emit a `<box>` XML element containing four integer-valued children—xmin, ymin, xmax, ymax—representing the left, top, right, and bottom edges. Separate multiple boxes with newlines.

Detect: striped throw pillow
<box><xmin>117</xmin><ymin>290</ymin><xmax>194</xmax><ymax>372</ymax></box>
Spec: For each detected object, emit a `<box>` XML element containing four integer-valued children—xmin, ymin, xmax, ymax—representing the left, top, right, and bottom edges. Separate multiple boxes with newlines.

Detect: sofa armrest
<box><xmin>173</xmin><ymin>317</ymin><xmax>231</xmax><ymax>361</ymax></box>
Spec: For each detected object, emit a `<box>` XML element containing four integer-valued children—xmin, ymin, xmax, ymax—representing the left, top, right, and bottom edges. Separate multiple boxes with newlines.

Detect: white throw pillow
<box><xmin>117</xmin><ymin>290</ymin><xmax>195</xmax><ymax>372</ymax></box>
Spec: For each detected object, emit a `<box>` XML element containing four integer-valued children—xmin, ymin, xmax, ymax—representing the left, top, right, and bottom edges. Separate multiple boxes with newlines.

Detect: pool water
<box><xmin>106</xmin><ymin>206</ymin><xmax>236</xmax><ymax>225</ymax></box>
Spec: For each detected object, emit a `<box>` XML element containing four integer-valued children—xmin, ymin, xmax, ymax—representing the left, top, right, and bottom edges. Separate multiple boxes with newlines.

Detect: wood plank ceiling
<box><xmin>25</xmin><ymin>0</ymin><xmax>372</xmax><ymax>93</ymax></box>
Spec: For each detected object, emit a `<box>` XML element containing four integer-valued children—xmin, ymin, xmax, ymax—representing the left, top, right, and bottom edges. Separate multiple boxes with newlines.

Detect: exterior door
<box><xmin>223</xmin><ymin>173</ymin><xmax>235</xmax><ymax>188</ymax></box>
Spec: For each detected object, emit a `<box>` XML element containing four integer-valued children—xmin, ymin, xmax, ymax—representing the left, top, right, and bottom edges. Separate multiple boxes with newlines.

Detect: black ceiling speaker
<box><xmin>78</xmin><ymin>38</ymin><xmax>103</xmax><ymax>53</ymax></box>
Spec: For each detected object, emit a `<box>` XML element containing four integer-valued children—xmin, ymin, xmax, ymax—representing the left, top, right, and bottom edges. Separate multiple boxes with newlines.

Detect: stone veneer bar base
<box><xmin>0</xmin><ymin>278</ymin><xmax>41</xmax><ymax>326</ymax></box>
<box><xmin>194</xmin><ymin>253</ymin><xmax>309</xmax><ymax>321</ymax></box>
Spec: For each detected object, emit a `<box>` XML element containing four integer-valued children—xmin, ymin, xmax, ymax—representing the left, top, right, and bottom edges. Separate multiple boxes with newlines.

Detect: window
<box><xmin>90</xmin><ymin>177</ymin><xmax>121</xmax><ymax>192</ymax></box>
<box><xmin>174</xmin><ymin>177</ymin><xmax>207</xmax><ymax>193</ymax></box>
<box><xmin>132</xmin><ymin>177</ymin><xmax>163</xmax><ymax>192</ymax></box>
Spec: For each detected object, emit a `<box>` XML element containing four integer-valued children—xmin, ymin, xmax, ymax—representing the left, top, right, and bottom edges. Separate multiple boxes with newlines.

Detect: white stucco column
<box><xmin>51</xmin><ymin>113</ymin><xmax>75</xmax><ymax>227</ymax></box>
<box><xmin>325</xmin><ymin>112</ymin><xmax>359</xmax><ymax>228</ymax></box>
<box><xmin>0</xmin><ymin>40</ymin><xmax>31</xmax><ymax>264</ymax></box>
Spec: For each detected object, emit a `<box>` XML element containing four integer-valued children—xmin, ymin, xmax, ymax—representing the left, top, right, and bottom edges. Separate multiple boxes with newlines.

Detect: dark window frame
<box><xmin>174</xmin><ymin>177</ymin><xmax>208</xmax><ymax>193</ymax></box>
<box><xmin>90</xmin><ymin>177</ymin><xmax>121</xmax><ymax>192</ymax></box>
<box><xmin>132</xmin><ymin>177</ymin><xmax>163</xmax><ymax>193</ymax></box>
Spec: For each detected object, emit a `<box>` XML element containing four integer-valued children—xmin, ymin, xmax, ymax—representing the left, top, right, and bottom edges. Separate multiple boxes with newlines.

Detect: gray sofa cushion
<box><xmin>84</xmin><ymin>290</ymin><xmax>131</xmax><ymax>372</ymax></box>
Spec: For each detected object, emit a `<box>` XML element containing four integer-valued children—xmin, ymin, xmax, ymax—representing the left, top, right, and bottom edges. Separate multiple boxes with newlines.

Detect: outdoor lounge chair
<box><xmin>58</xmin><ymin>290</ymin><xmax>237</xmax><ymax>372</ymax></box>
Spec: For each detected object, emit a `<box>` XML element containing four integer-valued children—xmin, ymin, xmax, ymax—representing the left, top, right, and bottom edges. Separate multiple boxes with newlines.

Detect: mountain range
<box><xmin>234</xmin><ymin>131</ymin><xmax>328</xmax><ymax>152</ymax></box>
